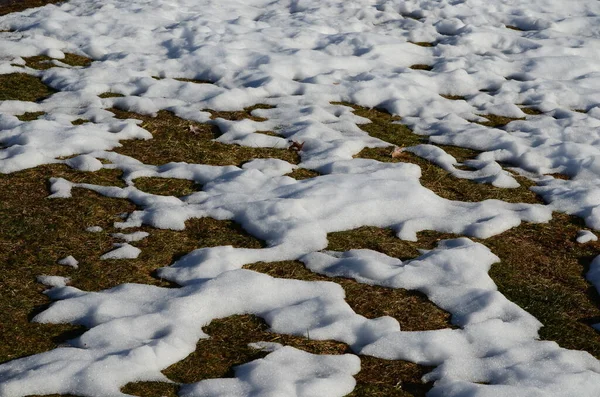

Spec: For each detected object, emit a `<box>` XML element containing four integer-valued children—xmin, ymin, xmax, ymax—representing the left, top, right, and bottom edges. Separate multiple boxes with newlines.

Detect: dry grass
<box><xmin>409</xmin><ymin>64</ymin><xmax>433</xmax><ymax>71</ymax></box>
<box><xmin>133</xmin><ymin>177</ymin><xmax>199</xmax><ymax>197</ymax></box>
<box><xmin>0</xmin><ymin>0</ymin><xmax>66</xmax><ymax>16</ymax></box>
<box><xmin>476</xmin><ymin>113</ymin><xmax>524</xmax><ymax>128</ymax></box>
<box><xmin>440</xmin><ymin>94</ymin><xmax>466</xmax><ymax>101</ymax></box>
<box><xmin>409</xmin><ymin>41</ymin><xmax>435</xmax><ymax>47</ymax></box>
<box><xmin>0</xmin><ymin>73</ymin><xmax>56</xmax><ymax>101</ymax></box>
<box><xmin>23</xmin><ymin>53</ymin><xmax>92</xmax><ymax>70</ymax></box>
<box><xmin>16</xmin><ymin>111</ymin><xmax>45</xmax><ymax>121</ymax></box>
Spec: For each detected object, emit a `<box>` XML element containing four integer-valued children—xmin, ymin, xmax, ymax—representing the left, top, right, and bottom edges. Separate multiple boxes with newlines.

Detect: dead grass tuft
<box><xmin>98</xmin><ymin>92</ymin><xmax>125</xmax><ymax>98</ymax></box>
<box><xmin>476</xmin><ymin>113</ymin><xmax>524</xmax><ymax>128</ymax></box>
<box><xmin>23</xmin><ymin>53</ymin><xmax>92</xmax><ymax>70</ymax></box>
<box><xmin>505</xmin><ymin>25</ymin><xmax>524</xmax><ymax>31</ymax></box>
<box><xmin>409</xmin><ymin>64</ymin><xmax>433</xmax><ymax>71</ymax></box>
<box><xmin>440</xmin><ymin>94</ymin><xmax>466</xmax><ymax>101</ymax></box>
<box><xmin>285</xmin><ymin>168</ymin><xmax>320</xmax><ymax>180</ymax></box>
<box><xmin>520</xmin><ymin>107</ymin><xmax>544</xmax><ymax>115</ymax></box>
<box><xmin>16</xmin><ymin>111</ymin><xmax>45</xmax><ymax>121</ymax></box>
<box><xmin>121</xmin><ymin>382</ymin><xmax>179</xmax><ymax>397</ymax></box>
<box><xmin>409</xmin><ymin>41</ymin><xmax>435</xmax><ymax>47</ymax></box>
<box><xmin>0</xmin><ymin>73</ymin><xmax>56</xmax><ymax>102</ymax></box>
<box><xmin>0</xmin><ymin>0</ymin><xmax>66</xmax><ymax>16</ymax></box>
<box><xmin>205</xmin><ymin>104</ymin><xmax>274</xmax><ymax>122</ymax></box>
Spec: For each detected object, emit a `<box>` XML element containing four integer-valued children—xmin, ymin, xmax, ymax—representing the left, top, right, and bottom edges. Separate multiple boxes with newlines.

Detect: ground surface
<box><xmin>1</xmin><ymin>1</ymin><xmax>600</xmax><ymax>396</ymax></box>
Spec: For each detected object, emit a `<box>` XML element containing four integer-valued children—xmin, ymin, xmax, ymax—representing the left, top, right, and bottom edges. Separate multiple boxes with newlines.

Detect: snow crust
<box><xmin>1</xmin><ymin>0</ymin><xmax>600</xmax><ymax>396</ymax></box>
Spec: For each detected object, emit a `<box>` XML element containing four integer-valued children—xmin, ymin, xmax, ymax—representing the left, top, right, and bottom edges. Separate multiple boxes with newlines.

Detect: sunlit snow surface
<box><xmin>1</xmin><ymin>0</ymin><xmax>600</xmax><ymax>396</ymax></box>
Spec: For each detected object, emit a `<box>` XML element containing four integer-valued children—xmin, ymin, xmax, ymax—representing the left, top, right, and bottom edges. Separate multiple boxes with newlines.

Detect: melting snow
<box><xmin>1</xmin><ymin>0</ymin><xmax>600</xmax><ymax>396</ymax></box>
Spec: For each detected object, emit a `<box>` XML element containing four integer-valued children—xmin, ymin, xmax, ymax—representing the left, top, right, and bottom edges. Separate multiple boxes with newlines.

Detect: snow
<box><xmin>180</xmin><ymin>346</ymin><xmax>360</xmax><ymax>397</ymax></box>
<box><xmin>577</xmin><ymin>230</ymin><xmax>598</xmax><ymax>244</ymax></box>
<box><xmin>1</xmin><ymin>0</ymin><xmax>600</xmax><ymax>396</ymax></box>
<box><xmin>111</xmin><ymin>231</ymin><xmax>149</xmax><ymax>242</ymax></box>
<box><xmin>36</xmin><ymin>275</ymin><xmax>70</xmax><ymax>288</ymax></box>
<box><xmin>57</xmin><ymin>255</ymin><xmax>79</xmax><ymax>269</ymax></box>
<box><xmin>100</xmin><ymin>243</ymin><xmax>142</xmax><ymax>260</ymax></box>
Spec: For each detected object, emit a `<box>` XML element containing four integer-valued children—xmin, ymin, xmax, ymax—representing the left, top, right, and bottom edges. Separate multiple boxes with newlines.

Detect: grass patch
<box><xmin>286</xmin><ymin>168</ymin><xmax>320</xmax><ymax>180</ymax></box>
<box><xmin>16</xmin><ymin>111</ymin><xmax>45</xmax><ymax>121</ymax></box>
<box><xmin>409</xmin><ymin>41</ymin><xmax>435</xmax><ymax>47</ymax></box>
<box><xmin>110</xmin><ymin>108</ymin><xmax>300</xmax><ymax>166</ymax></box>
<box><xmin>121</xmin><ymin>382</ymin><xmax>179</xmax><ymax>397</ymax></box>
<box><xmin>440</xmin><ymin>94</ymin><xmax>466</xmax><ymax>101</ymax></box>
<box><xmin>520</xmin><ymin>107</ymin><xmax>544</xmax><ymax>115</ymax></box>
<box><xmin>174</xmin><ymin>77</ymin><xmax>214</xmax><ymax>84</ymax></box>
<box><xmin>205</xmin><ymin>104</ymin><xmax>274</xmax><ymax>122</ymax></box>
<box><xmin>0</xmin><ymin>0</ymin><xmax>66</xmax><ymax>16</ymax></box>
<box><xmin>23</xmin><ymin>53</ymin><xmax>92</xmax><ymax>70</ymax></box>
<box><xmin>476</xmin><ymin>113</ymin><xmax>524</xmax><ymax>128</ymax></box>
<box><xmin>0</xmin><ymin>73</ymin><xmax>56</xmax><ymax>102</ymax></box>
<box><xmin>409</xmin><ymin>64</ymin><xmax>433</xmax><ymax>71</ymax></box>
<box><xmin>505</xmin><ymin>25</ymin><xmax>524</xmax><ymax>31</ymax></box>
<box><xmin>133</xmin><ymin>177</ymin><xmax>198</xmax><ymax>197</ymax></box>
<box><xmin>98</xmin><ymin>92</ymin><xmax>125</xmax><ymax>98</ymax></box>
<box><xmin>71</xmin><ymin>118</ymin><xmax>88</xmax><ymax>125</ymax></box>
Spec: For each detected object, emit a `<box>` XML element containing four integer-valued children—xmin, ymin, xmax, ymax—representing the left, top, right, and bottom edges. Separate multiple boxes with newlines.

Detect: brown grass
<box><xmin>16</xmin><ymin>111</ymin><xmax>45</xmax><ymax>121</ymax></box>
<box><xmin>0</xmin><ymin>0</ymin><xmax>65</xmax><ymax>16</ymax></box>
<box><xmin>0</xmin><ymin>73</ymin><xmax>56</xmax><ymax>102</ymax></box>
<box><xmin>409</xmin><ymin>64</ymin><xmax>433</xmax><ymax>71</ymax></box>
<box><xmin>23</xmin><ymin>53</ymin><xmax>92</xmax><ymax>70</ymax></box>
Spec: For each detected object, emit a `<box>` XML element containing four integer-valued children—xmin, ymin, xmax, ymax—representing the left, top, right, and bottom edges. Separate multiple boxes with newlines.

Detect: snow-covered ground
<box><xmin>1</xmin><ymin>0</ymin><xmax>600</xmax><ymax>396</ymax></box>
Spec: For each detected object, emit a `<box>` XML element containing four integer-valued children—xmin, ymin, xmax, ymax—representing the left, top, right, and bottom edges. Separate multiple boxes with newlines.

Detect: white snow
<box><xmin>85</xmin><ymin>225</ymin><xmax>103</xmax><ymax>232</ymax></box>
<box><xmin>57</xmin><ymin>255</ymin><xmax>79</xmax><ymax>269</ymax></box>
<box><xmin>111</xmin><ymin>231</ymin><xmax>149</xmax><ymax>242</ymax></box>
<box><xmin>180</xmin><ymin>346</ymin><xmax>360</xmax><ymax>397</ymax></box>
<box><xmin>1</xmin><ymin>0</ymin><xmax>600</xmax><ymax>396</ymax></box>
<box><xmin>36</xmin><ymin>275</ymin><xmax>70</xmax><ymax>288</ymax></box>
<box><xmin>577</xmin><ymin>230</ymin><xmax>598</xmax><ymax>244</ymax></box>
<box><xmin>100</xmin><ymin>243</ymin><xmax>142</xmax><ymax>260</ymax></box>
